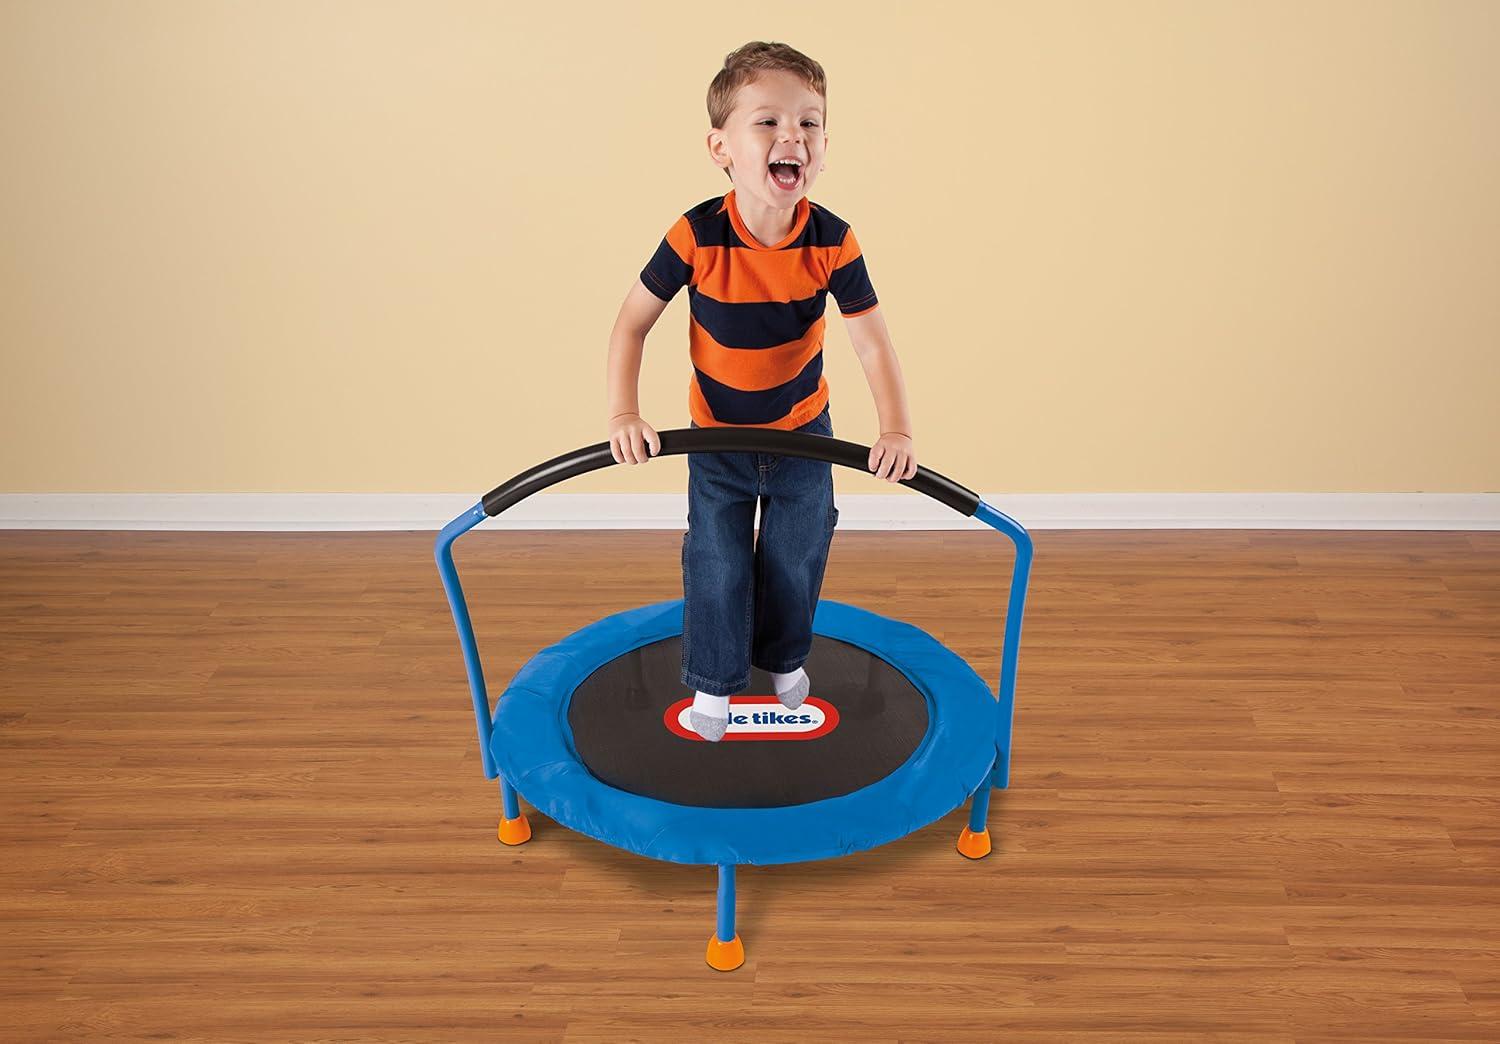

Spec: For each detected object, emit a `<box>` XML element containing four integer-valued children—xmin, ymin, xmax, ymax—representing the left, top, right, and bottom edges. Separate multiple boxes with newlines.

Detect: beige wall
<box><xmin>2</xmin><ymin>0</ymin><xmax>1496</xmax><ymax>496</ymax></box>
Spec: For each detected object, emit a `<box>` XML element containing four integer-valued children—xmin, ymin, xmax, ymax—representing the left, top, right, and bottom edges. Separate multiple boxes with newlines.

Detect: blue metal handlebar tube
<box><xmin>435</xmin><ymin>502</ymin><xmax>499</xmax><ymax>779</ymax></box>
<box><xmin>974</xmin><ymin>499</ymin><xmax>1034</xmax><ymax>790</ymax></box>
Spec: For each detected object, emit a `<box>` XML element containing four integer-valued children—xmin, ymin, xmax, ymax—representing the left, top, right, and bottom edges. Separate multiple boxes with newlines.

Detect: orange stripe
<box><xmin>834</xmin><ymin>229</ymin><xmax>862</xmax><ymax>267</ymax></box>
<box><xmin>689</xmin><ymin>316</ymin><xmax>825</xmax><ymax>390</ymax></box>
<box><xmin>693</xmin><ymin>245</ymin><xmax>842</xmax><ymax>303</ymax></box>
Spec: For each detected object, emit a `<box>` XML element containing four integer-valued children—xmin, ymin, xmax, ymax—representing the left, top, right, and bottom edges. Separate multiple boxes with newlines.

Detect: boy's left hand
<box><xmin>869</xmin><ymin>433</ymin><xmax>917</xmax><ymax>482</ymax></box>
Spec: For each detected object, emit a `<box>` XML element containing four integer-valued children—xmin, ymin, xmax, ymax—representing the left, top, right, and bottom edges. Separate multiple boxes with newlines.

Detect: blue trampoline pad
<box><xmin>491</xmin><ymin>598</ymin><xmax>998</xmax><ymax>866</ymax></box>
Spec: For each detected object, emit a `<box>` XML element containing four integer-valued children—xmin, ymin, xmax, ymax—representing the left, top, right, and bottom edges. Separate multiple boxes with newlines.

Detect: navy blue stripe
<box><xmin>687</xmin><ymin>288</ymin><xmax>828</xmax><ymax>349</ymax></box>
<box><xmin>695</xmin><ymin>353</ymin><xmax>824</xmax><ymax>426</ymax></box>
<box><xmin>689</xmin><ymin>210</ymin><xmax>741</xmax><ymax>248</ymax></box>
<box><xmin>640</xmin><ymin>237</ymin><xmax>692</xmax><ymax>301</ymax></box>
<box><xmin>684</xmin><ymin>196</ymin><xmax>849</xmax><ymax>250</ymax></box>
<box><xmin>829</xmin><ymin>254</ymin><xmax>878</xmax><ymax>314</ymax></box>
<box><xmin>803</xmin><ymin>203</ymin><xmax>852</xmax><ymax>248</ymax></box>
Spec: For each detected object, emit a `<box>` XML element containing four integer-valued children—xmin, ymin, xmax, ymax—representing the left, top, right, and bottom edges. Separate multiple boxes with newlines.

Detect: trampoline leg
<box><xmin>497</xmin><ymin>777</ymin><xmax>532</xmax><ymax>846</ymax></box>
<box><xmin>705</xmin><ymin>864</ymin><xmax>745</xmax><ymax>971</ymax></box>
<box><xmin>993</xmin><ymin>746</ymin><xmax>1011</xmax><ymax>790</ymax></box>
<box><xmin>957</xmin><ymin>776</ymin><xmax>993</xmax><ymax>860</ymax></box>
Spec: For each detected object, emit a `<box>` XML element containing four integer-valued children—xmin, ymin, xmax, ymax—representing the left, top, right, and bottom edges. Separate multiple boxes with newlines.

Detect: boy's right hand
<box><xmin>608</xmin><ymin>412</ymin><xmax>661</xmax><ymax>465</ymax></box>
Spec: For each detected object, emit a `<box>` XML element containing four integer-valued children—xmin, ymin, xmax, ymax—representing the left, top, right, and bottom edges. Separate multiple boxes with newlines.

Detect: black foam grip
<box><xmin>481</xmin><ymin>428</ymin><xmax>981</xmax><ymax>519</ymax></box>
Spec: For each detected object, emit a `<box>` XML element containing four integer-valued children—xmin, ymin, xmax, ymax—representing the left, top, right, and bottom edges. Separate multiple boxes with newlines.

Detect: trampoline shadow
<box><xmin>548</xmin><ymin>794</ymin><xmax>1012</xmax><ymax>944</ymax></box>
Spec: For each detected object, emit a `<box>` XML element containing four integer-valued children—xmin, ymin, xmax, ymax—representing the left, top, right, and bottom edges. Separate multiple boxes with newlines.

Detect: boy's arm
<box><xmin>845</xmin><ymin>306</ymin><xmax>913</xmax><ymax>439</ymax></box>
<box><xmin>606</xmin><ymin>278</ymin><xmax>671</xmax><ymax>422</ymax></box>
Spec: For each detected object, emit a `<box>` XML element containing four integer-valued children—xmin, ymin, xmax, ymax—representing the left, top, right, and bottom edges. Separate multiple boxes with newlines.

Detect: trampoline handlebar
<box><xmin>480</xmin><ymin>428</ymin><xmax>981</xmax><ymax>518</ymax></box>
<box><xmin>436</xmin><ymin>428</ymin><xmax>1034</xmax><ymax>787</ymax></box>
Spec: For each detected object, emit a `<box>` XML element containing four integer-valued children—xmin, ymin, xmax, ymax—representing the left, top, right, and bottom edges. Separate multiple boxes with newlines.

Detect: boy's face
<box><xmin>708</xmin><ymin>70</ymin><xmax>828</xmax><ymax>211</ymax></box>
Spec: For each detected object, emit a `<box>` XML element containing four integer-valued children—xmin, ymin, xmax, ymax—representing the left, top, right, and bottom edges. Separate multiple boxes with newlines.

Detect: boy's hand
<box><xmin>869</xmin><ymin>432</ymin><xmax>917</xmax><ymax>482</ymax></box>
<box><xmin>608</xmin><ymin>412</ymin><xmax>661</xmax><ymax>465</ymax></box>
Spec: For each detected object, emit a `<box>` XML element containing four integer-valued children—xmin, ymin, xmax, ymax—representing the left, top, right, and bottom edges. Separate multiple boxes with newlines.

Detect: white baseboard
<box><xmin>1</xmin><ymin>492</ymin><xmax>1496</xmax><ymax>531</ymax></box>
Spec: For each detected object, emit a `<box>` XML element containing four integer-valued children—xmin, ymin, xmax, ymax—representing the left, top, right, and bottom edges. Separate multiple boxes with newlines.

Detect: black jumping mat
<box><xmin>567</xmin><ymin>635</ymin><xmax>929</xmax><ymax>809</ymax></box>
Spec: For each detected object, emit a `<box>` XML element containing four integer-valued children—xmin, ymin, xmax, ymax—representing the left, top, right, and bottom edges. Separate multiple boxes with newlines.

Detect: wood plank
<box><xmin>1</xmin><ymin>529</ymin><xmax>1497</xmax><ymax>1039</ymax></box>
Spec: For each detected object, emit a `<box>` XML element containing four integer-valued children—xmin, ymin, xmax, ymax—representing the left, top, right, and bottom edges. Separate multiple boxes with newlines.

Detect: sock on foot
<box><xmin>770</xmin><ymin>667</ymin><xmax>810</xmax><ymax>710</ymax></box>
<box><xmin>689</xmin><ymin>690</ymin><xmax>730</xmax><ymax>742</ymax></box>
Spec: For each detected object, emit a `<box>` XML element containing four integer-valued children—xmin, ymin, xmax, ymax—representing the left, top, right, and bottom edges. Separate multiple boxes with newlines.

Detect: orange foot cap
<box><xmin>957</xmin><ymin>826</ymin><xmax>992</xmax><ymax>859</ymax></box>
<box><xmin>705</xmin><ymin>933</ymin><xmax>745</xmax><ymax>972</ymax></box>
<box><xmin>498</xmin><ymin>814</ymin><xmax>532</xmax><ymax>846</ymax></box>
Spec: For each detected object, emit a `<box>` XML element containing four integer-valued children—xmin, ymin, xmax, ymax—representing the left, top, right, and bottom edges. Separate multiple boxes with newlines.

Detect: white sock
<box><xmin>770</xmin><ymin>668</ymin><xmax>806</xmax><ymax>694</ymax></box>
<box><xmin>692</xmin><ymin>691</ymin><xmax>730</xmax><ymax>719</ymax></box>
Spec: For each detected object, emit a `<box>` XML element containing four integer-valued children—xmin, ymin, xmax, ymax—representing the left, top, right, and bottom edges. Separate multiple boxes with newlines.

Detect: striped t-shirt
<box><xmin>639</xmin><ymin>188</ymin><xmax>879</xmax><ymax>429</ymax></box>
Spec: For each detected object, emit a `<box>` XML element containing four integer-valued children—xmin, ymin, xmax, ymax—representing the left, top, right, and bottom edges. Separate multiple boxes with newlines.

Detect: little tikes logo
<box><xmin>664</xmin><ymin>695</ymin><xmax>840</xmax><ymax>742</ymax></box>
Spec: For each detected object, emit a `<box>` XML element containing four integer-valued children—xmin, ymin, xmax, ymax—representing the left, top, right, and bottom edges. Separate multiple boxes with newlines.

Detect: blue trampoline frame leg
<box><xmin>967</xmin><ymin>777</ymin><xmax>993</xmax><ymax>834</ymax></box>
<box><xmin>706</xmin><ymin>864</ymin><xmax>745</xmax><ymax>971</ymax></box>
<box><xmin>717</xmin><ymin>864</ymin><xmax>736</xmax><ymax>942</ymax></box>
<box><xmin>496</xmin><ymin>777</ymin><xmax>531</xmax><ymax>846</ymax></box>
<box><xmin>958</xmin><ymin>764</ymin><xmax>996</xmax><ymax>859</ymax></box>
<box><xmin>954</xmin><ymin>499</ymin><xmax>1030</xmax><ymax>862</ymax></box>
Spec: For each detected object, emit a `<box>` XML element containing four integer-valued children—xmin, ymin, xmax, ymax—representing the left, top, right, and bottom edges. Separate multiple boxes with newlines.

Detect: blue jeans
<box><xmin>681</xmin><ymin>406</ymin><xmax>840</xmax><ymax>696</ymax></box>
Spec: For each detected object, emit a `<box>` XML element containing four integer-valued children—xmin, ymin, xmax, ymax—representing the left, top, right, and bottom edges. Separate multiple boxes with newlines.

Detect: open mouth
<box><xmin>768</xmin><ymin>160</ymin><xmax>803</xmax><ymax>191</ymax></box>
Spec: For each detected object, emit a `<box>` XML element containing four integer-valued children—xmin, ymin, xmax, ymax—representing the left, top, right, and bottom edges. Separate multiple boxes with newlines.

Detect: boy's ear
<box><xmin>705</xmin><ymin>129</ymin><xmax>731</xmax><ymax>172</ymax></box>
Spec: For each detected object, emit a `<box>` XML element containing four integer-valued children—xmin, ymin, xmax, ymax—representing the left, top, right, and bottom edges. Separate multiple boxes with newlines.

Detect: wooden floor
<box><xmin>3</xmin><ymin>528</ymin><xmax>1498</xmax><ymax>1042</ymax></box>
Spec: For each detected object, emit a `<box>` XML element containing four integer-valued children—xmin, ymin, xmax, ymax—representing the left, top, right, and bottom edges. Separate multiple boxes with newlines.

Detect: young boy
<box><xmin>604</xmin><ymin>41</ymin><xmax>918</xmax><ymax>741</ymax></box>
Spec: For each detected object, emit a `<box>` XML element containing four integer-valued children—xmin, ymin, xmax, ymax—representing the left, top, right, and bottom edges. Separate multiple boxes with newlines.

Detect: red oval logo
<box><xmin>664</xmin><ymin>695</ymin><xmax>840</xmax><ymax>742</ymax></box>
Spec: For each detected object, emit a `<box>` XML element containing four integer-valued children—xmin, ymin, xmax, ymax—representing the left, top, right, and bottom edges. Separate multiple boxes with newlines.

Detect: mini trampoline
<box><xmin>436</xmin><ymin>426</ymin><xmax>1032</xmax><ymax>971</ymax></box>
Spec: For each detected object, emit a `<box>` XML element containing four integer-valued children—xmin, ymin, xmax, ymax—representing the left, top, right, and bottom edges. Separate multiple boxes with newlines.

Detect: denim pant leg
<box><xmin>751</xmin><ymin>409</ymin><xmax>839</xmax><ymax>673</ymax></box>
<box><xmin>681</xmin><ymin>428</ymin><xmax>760</xmax><ymax>696</ymax></box>
<box><xmin>681</xmin><ymin>407</ymin><xmax>839</xmax><ymax>695</ymax></box>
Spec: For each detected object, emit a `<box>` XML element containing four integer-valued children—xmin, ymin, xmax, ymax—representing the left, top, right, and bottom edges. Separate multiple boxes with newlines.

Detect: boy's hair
<box><xmin>708</xmin><ymin>42</ymin><xmax>827</xmax><ymax>180</ymax></box>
